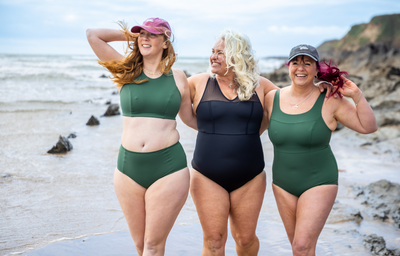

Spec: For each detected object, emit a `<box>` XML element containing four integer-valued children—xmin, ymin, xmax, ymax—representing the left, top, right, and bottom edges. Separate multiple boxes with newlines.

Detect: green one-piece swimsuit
<box><xmin>268</xmin><ymin>90</ymin><xmax>338</xmax><ymax>197</ymax></box>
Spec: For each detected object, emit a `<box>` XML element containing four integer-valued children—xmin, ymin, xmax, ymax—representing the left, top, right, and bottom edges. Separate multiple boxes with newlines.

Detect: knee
<box><xmin>292</xmin><ymin>239</ymin><xmax>314</xmax><ymax>256</ymax></box>
<box><xmin>204</xmin><ymin>233</ymin><xmax>226</xmax><ymax>252</ymax></box>
<box><xmin>143</xmin><ymin>238</ymin><xmax>165</xmax><ymax>254</ymax></box>
<box><xmin>232</xmin><ymin>232</ymin><xmax>258</xmax><ymax>249</ymax></box>
<box><xmin>133</xmin><ymin>242</ymin><xmax>144</xmax><ymax>255</ymax></box>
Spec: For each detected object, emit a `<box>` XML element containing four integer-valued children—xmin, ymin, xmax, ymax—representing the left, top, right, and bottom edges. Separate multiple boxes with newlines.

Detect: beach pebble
<box><xmin>67</xmin><ymin>132</ymin><xmax>77</xmax><ymax>138</ymax></box>
<box><xmin>86</xmin><ymin>116</ymin><xmax>100</xmax><ymax>126</ymax></box>
<box><xmin>102</xmin><ymin>104</ymin><xmax>120</xmax><ymax>116</ymax></box>
<box><xmin>47</xmin><ymin>136</ymin><xmax>73</xmax><ymax>154</ymax></box>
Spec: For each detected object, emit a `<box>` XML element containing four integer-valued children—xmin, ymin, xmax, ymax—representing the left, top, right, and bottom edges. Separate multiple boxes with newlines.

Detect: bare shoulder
<box><xmin>172</xmin><ymin>68</ymin><xmax>186</xmax><ymax>80</ymax></box>
<box><xmin>259</xmin><ymin>76</ymin><xmax>279</xmax><ymax>94</ymax></box>
<box><xmin>266</xmin><ymin>88</ymin><xmax>278</xmax><ymax>101</ymax></box>
<box><xmin>188</xmin><ymin>73</ymin><xmax>209</xmax><ymax>84</ymax></box>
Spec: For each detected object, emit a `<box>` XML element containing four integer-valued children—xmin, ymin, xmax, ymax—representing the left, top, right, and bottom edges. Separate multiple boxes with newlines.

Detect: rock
<box><xmin>327</xmin><ymin>200</ymin><xmax>363</xmax><ymax>224</ymax></box>
<box><xmin>183</xmin><ymin>70</ymin><xmax>191</xmax><ymax>77</ymax></box>
<box><xmin>2</xmin><ymin>174</ymin><xmax>10</xmax><ymax>178</ymax></box>
<box><xmin>99</xmin><ymin>74</ymin><xmax>108</xmax><ymax>78</ymax></box>
<box><xmin>375</xmin><ymin>111</ymin><xmax>400</xmax><ymax>126</ymax></box>
<box><xmin>67</xmin><ymin>132</ymin><xmax>77</xmax><ymax>139</ymax></box>
<box><xmin>111</xmin><ymin>90</ymin><xmax>118</xmax><ymax>95</ymax></box>
<box><xmin>102</xmin><ymin>104</ymin><xmax>120</xmax><ymax>116</ymax></box>
<box><xmin>354</xmin><ymin>180</ymin><xmax>400</xmax><ymax>229</ymax></box>
<box><xmin>47</xmin><ymin>136</ymin><xmax>73</xmax><ymax>154</ymax></box>
<box><xmin>260</xmin><ymin>64</ymin><xmax>290</xmax><ymax>88</ymax></box>
<box><xmin>362</xmin><ymin>234</ymin><xmax>400</xmax><ymax>256</ymax></box>
<box><xmin>86</xmin><ymin>116</ymin><xmax>100</xmax><ymax>126</ymax></box>
<box><xmin>374</xmin><ymin>127</ymin><xmax>400</xmax><ymax>142</ymax></box>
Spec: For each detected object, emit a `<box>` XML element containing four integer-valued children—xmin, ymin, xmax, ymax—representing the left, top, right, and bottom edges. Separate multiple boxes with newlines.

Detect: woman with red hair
<box><xmin>265</xmin><ymin>44</ymin><xmax>377</xmax><ymax>255</ymax></box>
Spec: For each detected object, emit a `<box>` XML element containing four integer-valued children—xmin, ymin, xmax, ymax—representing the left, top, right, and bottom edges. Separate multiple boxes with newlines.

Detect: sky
<box><xmin>0</xmin><ymin>0</ymin><xmax>399</xmax><ymax>58</ymax></box>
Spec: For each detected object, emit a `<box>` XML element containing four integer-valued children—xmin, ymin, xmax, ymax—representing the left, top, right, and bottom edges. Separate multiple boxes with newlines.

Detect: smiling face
<box><xmin>137</xmin><ymin>29</ymin><xmax>167</xmax><ymax>57</ymax></box>
<box><xmin>289</xmin><ymin>55</ymin><xmax>318</xmax><ymax>87</ymax></box>
<box><xmin>210</xmin><ymin>39</ymin><xmax>228</xmax><ymax>76</ymax></box>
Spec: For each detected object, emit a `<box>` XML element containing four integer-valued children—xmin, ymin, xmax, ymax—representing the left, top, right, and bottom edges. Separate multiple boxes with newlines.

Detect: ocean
<box><xmin>1</xmin><ymin>54</ymin><xmax>399</xmax><ymax>255</ymax></box>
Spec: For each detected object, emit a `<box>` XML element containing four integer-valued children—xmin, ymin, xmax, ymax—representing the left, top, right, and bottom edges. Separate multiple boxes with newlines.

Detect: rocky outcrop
<box><xmin>47</xmin><ymin>136</ymin><xmax>73</xmax><ymax>154</ymax></box>
<box><xmin>354</xmin><ymin>180</ymin><xmax>400</xmax><ymax>229</ymax></box>
<box><xmin>363</xmin><ymin>234</ymin><xmax>400</xmax><ymax>256</ymax></box>
<box><xmin>260</xmin><ymin>64</ymin><xmax>290</xmax><ymax>88</ymax></box>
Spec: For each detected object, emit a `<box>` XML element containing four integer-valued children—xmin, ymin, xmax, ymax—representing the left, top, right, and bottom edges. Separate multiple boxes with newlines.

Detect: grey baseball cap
<box><xmin>288</xmin><ymin>44</ymin><xmax>319</xmax><ymax>62</ymax></box>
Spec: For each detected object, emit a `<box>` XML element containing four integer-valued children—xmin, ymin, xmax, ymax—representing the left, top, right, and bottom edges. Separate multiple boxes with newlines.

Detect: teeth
<box><xmin>296</xmin><ymin>74</ymin><xmax>306</xmax><ymax>77</ymax></box>
<box><xmin>142</xmin><ymin>45</ymin><xmax>151</xmax><ymax>48</ymax></box>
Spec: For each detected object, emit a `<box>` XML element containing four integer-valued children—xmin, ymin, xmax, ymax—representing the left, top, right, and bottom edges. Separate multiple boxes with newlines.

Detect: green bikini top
<box><xmin>120</xmin><ymin>71</ymin><xmax>181</xmax><ymax>120</ymax></box>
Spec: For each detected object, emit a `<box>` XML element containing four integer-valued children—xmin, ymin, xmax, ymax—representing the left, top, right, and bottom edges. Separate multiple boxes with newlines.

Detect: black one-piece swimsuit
<box><xmin>192</xmin><ymin>77</ymin><xmax>265</xmax><ymax>192</ymax></box>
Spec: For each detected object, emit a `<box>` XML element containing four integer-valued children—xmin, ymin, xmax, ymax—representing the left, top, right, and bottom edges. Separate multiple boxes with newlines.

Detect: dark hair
<box><xmin>286</xmin><ymin>57</ymin><xmax>348</xmax><ymax>98</ymax></box>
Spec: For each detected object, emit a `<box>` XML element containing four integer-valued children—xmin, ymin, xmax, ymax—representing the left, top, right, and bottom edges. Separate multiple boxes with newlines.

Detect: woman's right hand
<box><xmin>86</xmin><ymin>28</ymin><xmax>126</xmax><ymax>62</ymax></box>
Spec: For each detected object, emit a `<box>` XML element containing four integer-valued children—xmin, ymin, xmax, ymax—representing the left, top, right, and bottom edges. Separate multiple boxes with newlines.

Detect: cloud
<box><xmin>267</xmin><ymin>25</ymin><xmax>348</xmax><ymax>36</ymax></box>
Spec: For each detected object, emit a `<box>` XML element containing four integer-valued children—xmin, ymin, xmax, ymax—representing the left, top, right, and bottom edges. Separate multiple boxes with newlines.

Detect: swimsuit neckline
<box><xmin>277</xmin><ymin>89</ymin><xmax>322</xmax><ymax>116</ymax></box>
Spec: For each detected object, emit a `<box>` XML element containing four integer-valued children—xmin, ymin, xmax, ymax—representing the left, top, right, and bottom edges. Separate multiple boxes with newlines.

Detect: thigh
<box><xmin>294</xmin><ymin>185</ymin><xmax>338</xmax><ymax>245</ymax></box>
<box><xmin>272</xmin><ymin>184</ymin><xmax>299</xmax><ymax>244</ymax></box>
<box><xmin>229</xmin><ymin>171</ymin><xmax>266</xmax><ymax>237</ymax></box>
<box><xmin>144</xmin><ymin>168</ymin><xmax>190</xmax><ymax>243</ymax></box>
<box><xmin>114</xmin><ymin>168</ymin><xmax>146</xmax><ymax>245</ymax></box>
<box><xmin>190</xmin><ymin>169</ymin><xmax>230</xmax><ymax>239</ymax></box>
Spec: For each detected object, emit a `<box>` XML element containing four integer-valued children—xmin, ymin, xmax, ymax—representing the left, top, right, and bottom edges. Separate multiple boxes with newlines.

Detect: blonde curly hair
<box><xmin>209</xmin><ymin>29</ymin><xmax>259</xmax><ymax>101</ymax></box>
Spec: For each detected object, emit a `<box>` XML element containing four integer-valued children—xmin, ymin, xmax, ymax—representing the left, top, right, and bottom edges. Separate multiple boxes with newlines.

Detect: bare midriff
<box><xmin>121</xmin><ymin>116</ymin><xmax>179</xmax><ymax>152</ymax></box>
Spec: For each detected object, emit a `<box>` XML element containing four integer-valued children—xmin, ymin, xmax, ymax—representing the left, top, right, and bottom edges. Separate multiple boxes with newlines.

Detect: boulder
<box><xmin>47</xmin><ymin>136</ymin><xmax>73</xmax><ymax>154</ymax></box>
<box><xmin>86</xmin><ymin>115</ymin><xmax>100</xmax><ymax>126</ymax></box>
<box><xmin>102</xmin><ymin>104</ymin><xmax>120</xmax><ymax>116</ymax></box>
<box><xmin>363</xmin><ymin>234</ymin><xmax>400</xmax><ymax>256</ymax></box>
<box><xmin>354</xmin><ymin>180</ymin><xmax>400</xmax><ymax>229</ymax></box>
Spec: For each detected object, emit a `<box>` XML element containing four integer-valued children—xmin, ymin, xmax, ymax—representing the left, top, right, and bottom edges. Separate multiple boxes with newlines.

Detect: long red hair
<box><xmin>98</xmin><ymin>21</ymin><xmax>176</xmax><ymax>87</ymax></box>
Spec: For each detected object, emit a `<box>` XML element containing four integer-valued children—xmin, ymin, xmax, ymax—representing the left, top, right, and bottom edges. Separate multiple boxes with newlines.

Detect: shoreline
<box><xmin>12</xmin><ymin>128</ymin><xmax>400</xmax><ymax>255</ymax></box>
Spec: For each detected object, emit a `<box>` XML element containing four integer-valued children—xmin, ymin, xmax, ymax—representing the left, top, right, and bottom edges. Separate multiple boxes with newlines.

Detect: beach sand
<box><xmin>15</xmin><ymin>128</ymin><xmax>400</xmax><ymax>255</ymax></box>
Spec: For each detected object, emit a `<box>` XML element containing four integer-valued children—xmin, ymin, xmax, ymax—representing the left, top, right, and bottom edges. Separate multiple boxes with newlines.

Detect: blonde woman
<box><xmin>86</xmin><ymin>18</ymin><xmax>196</xmax><ymax>256</ymax></box>
<box><xmin>188</xmin><ymin>29</ymin><xmax>278</xmax><ymax>256</ymax></box>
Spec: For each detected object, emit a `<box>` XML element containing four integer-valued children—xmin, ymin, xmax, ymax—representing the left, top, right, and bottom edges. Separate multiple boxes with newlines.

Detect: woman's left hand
<box><xmin>337</xmin><ymin>76</ymin><xmax>362</xmax><ymax>100</ymax></box>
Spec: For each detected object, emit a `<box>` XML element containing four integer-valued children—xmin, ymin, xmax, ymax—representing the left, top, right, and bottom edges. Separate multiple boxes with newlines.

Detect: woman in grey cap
<box><xmin>264</xmin><ymin>44</ymin><xmax>377</xmax><ymax>255</ymax></box>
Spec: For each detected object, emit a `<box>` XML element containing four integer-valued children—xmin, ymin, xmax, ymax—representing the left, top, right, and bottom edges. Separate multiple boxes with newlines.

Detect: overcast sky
<box><xmin>0</xmin><ymin>0</ymin><xmax>399</xmax><ymax>58</ymax></box>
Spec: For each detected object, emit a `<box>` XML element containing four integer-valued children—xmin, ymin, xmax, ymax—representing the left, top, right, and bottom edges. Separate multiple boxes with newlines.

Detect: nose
<box><xmin>210</xmin><ymin>53</ymin><xmax>218</xmax><ymax>60</ymax></box>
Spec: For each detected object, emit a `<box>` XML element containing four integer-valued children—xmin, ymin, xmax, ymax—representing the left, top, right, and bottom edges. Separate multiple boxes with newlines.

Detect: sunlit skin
<box><xmin>288</xmin><ymin>56</ymin><xmax>318</xmax><ymax>90</ymax></box>
<box><xmin>86</xmin><ymin>23</ymin><xmax>196</xmax><ymax>256</ymax></box>
<box><xmin>137</xmin><ymin>29</ymin><xmax>167</xmax><ymax>59</ymax></box>
<box><xmin>263</xmin><ymin>53</ymin><xmax>377</xmax><ymax>256</ymax></box>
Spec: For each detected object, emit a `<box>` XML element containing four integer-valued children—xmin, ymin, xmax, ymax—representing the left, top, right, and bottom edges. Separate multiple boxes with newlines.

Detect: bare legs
<box><xmin>114</xmin><ymin>168</ymin><xmax>190</xmax><ymax>256</ymax></box>
<box><xmin>273</xmin><ymin>184</ymin><xmax>338</xmax><ymax>256</ymax></box>
<box><xmin>190</xmin><ymin>170</ymin><xmax>266</xmax><ymax>256</ymax></box>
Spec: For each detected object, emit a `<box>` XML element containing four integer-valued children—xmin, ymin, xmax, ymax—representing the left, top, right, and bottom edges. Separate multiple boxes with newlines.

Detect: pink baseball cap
<box><xmin>131</xmin><ymin>18</ymin><xmax>171</xmax><ymax>38</ymax></box>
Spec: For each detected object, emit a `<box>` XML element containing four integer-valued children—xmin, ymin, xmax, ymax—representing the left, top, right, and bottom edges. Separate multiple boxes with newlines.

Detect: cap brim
<box><xmin>130</xmin><ymin>25</ymin><xmax>164</xmax><ymax>34</ymax></box>
<box><xmin>288</xmin><ymin>53</ymin><xmax>319</xmax><ymax>62</ymax></box>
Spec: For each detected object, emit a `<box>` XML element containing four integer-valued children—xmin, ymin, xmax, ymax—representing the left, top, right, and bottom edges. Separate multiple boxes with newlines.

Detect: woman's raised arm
<box><xmin>86</xmin><ymin>28</ymin><xmax>126</xmax><ymax>62</ymax></box>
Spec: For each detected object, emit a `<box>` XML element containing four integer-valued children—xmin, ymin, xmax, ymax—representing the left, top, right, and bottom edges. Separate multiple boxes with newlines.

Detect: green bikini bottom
<box><xmin>117</xmin><ymin>142</ymin><xmax>187</xmax><ymax>188</ymax></box>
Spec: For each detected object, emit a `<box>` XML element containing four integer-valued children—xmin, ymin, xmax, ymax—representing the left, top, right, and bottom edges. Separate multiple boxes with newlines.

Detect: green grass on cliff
<box><xmin>371</xmin><ymin>14</ymin><xmax>400</xmax><ymax>41</ymax></box>
<box><xmin>347</xmin><ymin>24</ymin><xmax>366</xmax><ymax>38</ymax></box>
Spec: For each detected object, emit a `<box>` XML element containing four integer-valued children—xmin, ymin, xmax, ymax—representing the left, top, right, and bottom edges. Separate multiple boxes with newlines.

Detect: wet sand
<box><xmin>18</xmin><ymin>128</ymin><xmax>400</xmax><ymax>255</ymax></box>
